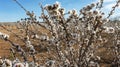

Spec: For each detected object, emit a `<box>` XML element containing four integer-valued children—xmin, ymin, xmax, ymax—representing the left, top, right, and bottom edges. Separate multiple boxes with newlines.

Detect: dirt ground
<box><xmin>0</xmin><ymin>23</ymin><xmax>119</xmax><ymax>66</ymax></box>
<box><xmin>0</xmin><ymin>23</ymin><xmax>51</xmax><ymax>63</ymax></box>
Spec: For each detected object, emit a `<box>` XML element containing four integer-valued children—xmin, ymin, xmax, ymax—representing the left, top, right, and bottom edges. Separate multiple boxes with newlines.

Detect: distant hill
<box><xmin>0</xmin><ymin>22</ymin><xmax>17</xmax><ymax>26</ymax></box>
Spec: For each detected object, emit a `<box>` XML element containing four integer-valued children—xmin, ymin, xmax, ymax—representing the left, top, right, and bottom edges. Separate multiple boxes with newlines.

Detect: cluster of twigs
<box><xmin>0</xmin><ymin>0</ymin><xmax>120</xmax><ymax>67</ymax></box>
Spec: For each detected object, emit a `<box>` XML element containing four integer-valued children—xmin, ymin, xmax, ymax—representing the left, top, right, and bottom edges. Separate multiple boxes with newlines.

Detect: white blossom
<box><xmin>102</xmin><ymin>26</ymin><xmax>115</xmax><ymax>33</ymax></box>
<box><xmin>4</xmin><ymin>59</ymin><xmax>12</xmax><ymax>67</ymax></box>
<box><xmin>13</xmin><ymin>63</ymin><xmax>24</xmax><ymax>67</ymax></box>
<box><xmin>0</xmin><ymin>32</ymin><xmax>9</xmax><ymax>40</ymax></box>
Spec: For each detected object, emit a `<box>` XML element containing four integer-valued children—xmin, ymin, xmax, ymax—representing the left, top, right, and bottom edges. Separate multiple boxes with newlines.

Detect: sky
<box><xmin>0</xmin><ymin>0</ymin><xmax>120</xmax><ymax>22</ymax></box>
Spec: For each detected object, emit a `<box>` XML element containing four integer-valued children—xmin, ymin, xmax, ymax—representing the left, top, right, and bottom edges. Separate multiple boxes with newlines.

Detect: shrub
<box><xmin>0</xmin><ymin>0</ymin><xmax>120</xmax><ymax>67</ymax></box>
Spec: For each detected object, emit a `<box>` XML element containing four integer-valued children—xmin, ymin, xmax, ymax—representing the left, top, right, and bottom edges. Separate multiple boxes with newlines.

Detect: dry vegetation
<box><xmin>0</xmin><ymin>0</ymin><xmax>120</xmax><ymax>67</ymax></box>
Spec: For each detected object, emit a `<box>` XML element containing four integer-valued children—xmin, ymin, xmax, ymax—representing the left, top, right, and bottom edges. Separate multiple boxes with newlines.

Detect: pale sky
<box><xmin>0</xmin><ymin>0</ymin><xmax>119</xmax><ymax>22</ymax></box>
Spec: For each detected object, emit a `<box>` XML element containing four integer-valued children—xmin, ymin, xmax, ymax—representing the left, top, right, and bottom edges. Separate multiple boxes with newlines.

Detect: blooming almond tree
<box><xmin>0</xmin><ymin>0</ymin><xmax>120</xmax><ymax>67</ymax></box>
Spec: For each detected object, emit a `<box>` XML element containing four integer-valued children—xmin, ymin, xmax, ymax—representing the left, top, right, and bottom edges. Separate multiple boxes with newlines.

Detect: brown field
<box><xmin>0</xmin><ymin>22</ymin><xmax>50</xmax><ymax>61</ymax></box>
<box><xmin>0</xmin><ymin>22</ymin><xmax>119</xmax><ymax>66</ymax></box>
